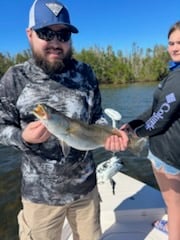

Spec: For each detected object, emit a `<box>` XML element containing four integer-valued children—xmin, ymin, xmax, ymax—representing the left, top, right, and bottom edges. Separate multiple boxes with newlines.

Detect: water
<box><xmin>101</xmin><ymin>83</ymin><xmax>155</xmax><ymax>123</ymax></box>
<box><xmin>0</xmin><ymin>146</ymin><xmax>21</xmax><ymax>240</ymax></box>
<box><xmin>0</xmin><ymin>82</ymin><xmax>157</xmax><ymax>239</ymax></box>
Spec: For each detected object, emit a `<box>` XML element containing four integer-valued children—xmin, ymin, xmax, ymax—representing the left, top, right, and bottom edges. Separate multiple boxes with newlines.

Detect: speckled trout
<box><xmin>32</xmin><ymin>104</ymin><xmax>122</xmax><ymax>156</ymax></box>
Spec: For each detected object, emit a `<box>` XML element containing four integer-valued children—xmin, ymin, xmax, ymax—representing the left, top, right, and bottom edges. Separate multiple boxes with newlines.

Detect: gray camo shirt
<box><xmin>0</xmin><ymin>58</ymin><xmax>106</xmax><ymax>205</ymax></box>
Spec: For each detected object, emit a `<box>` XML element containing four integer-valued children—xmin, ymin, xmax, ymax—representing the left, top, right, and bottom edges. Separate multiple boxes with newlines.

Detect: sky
<box><xmin>0</xmin><ymin>0</ymin><xmax>180</xmax><ymax>56</ymax></box>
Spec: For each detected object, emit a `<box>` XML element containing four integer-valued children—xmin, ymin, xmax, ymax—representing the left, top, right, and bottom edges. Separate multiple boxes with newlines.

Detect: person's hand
<box><xmin>22</xmin><ymin>121</ymin><xmax>51</xmax><ymax>144</ymax></box>
<box><xmin>104</xmin><ymin>129</ymin><xmax>129</xmax><ymax>152</ymax></box>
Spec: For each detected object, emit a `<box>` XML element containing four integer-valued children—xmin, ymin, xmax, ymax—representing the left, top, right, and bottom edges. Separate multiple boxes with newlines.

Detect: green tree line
<box><xmin>0</xmin><ymin>43</ymin><xmax>170</xmax><ymax>84</ymax></box>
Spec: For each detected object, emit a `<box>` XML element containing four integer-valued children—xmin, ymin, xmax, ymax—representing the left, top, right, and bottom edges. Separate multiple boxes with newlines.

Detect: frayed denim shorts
<box><xmin>148</xmin><ymin>150</ymin><xmax>180</xmax><ymax>175</ymax></box>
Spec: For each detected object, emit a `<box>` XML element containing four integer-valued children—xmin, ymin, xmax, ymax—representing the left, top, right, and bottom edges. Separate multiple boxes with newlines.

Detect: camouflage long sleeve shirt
<box><xmin>0</xmin><ymin>58</ymin><xmax>107</xmax><ymax>205</ymax></box>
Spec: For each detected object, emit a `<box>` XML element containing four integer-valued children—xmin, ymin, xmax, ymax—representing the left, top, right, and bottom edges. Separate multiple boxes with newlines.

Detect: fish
<box><xmin>96</xmin><ymin>156</ymin><xmax>123</xmax><ymax>195</ymax></box>
<box><xmin>127</xmin><ymin>132</ymin><xmax>148</xmax><ymax>156</ymax></box>
<box><xmin>32</xmin><ymin>104</ymin><xmax>123</xmax><ymax>157</ymax></box>
<box><xmin>104</xmin><ymin>108</ymin><xmax>148</xmax><ymax>156</ymax></box>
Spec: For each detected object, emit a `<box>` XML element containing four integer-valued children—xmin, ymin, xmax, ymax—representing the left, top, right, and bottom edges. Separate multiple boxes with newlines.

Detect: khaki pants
<box><xmin>17</xmin><ymin>187</ymin><xmax>102</xmax><ymax>240</ymax></box>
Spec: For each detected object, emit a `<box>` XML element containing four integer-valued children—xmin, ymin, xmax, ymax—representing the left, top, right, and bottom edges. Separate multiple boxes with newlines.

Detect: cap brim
<box><xmin>32</xmin><ymin>22</ymin><xmax>78</xmax><ymax>33</ymax></box>
<box><xmin>64</xmin><ymin>23</ymin><xmax>78</xmax><ymax>33</ymax></box>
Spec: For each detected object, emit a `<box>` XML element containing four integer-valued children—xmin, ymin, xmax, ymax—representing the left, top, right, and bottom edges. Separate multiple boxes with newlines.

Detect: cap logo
<box><xmin>46</xmin><ymin>3</ymin><xmax>63</xmax><ymax>16</ymax></box>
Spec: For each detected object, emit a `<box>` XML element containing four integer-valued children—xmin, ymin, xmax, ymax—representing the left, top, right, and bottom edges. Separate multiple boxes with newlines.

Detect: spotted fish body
<box><xmin>32</xmin><ymin>104</ymin><xmax>122</xmax><ymax>156</ymax></box>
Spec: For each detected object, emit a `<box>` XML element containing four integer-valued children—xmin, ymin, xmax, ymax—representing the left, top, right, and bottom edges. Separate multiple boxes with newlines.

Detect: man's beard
<box><xmin>32</xmin><ymin>47</ymin><xmax>73</xmax><ymax>75</ymax></box>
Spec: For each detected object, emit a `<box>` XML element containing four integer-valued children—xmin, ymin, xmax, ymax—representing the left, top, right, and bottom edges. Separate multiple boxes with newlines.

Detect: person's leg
<box><xmin>152</xmin><ymin>166</ymin><xmax>180</xmax><ymax>240</ymax></box>
<box><xmin>66</xmin><ymin>186</ymin><xmax>102</xmax><ymax>240</ymax></box>
<box><xmin>18</xmin><ymin>199</ymin><xmax>66</xmax><ymax>240</ymax></box>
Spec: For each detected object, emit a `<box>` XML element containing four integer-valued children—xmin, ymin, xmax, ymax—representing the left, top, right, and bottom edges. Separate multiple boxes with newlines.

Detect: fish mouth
<box><xmin>32</xmin><ymin>104</ymin><xmax>48</xmax><ymax>120</ymax></box>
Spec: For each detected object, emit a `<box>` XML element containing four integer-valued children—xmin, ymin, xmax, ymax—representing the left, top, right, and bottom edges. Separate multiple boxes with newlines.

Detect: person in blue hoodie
<box><xmin>105</xmin><ymin>21</ymin><xmax>180</xmax><ymax>240</ymax></box>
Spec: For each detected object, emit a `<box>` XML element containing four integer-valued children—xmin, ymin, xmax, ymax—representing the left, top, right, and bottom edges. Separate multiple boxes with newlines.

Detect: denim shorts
<box><xmin>148</xmin><ymin>150</ymin><xmax>180</xmax><ymax>175</ymax></box>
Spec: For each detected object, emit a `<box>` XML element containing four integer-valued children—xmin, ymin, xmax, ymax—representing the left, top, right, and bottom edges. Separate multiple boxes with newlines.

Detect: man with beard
<box><xmin>0</xmin><ymin>0</ymin><xmax>107</xmax><ymax>239</ymax></box>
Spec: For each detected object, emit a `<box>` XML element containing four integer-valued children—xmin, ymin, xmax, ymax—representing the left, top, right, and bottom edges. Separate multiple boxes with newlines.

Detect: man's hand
<box><xmin>22</xmin><ymin>121</ymin><xmax>51</xmax><ymax>144</ymax></box>
<box><xmin>104</xmin><ymin>129</ymin><xmax>129</xmax><ymax>152</ymax></box>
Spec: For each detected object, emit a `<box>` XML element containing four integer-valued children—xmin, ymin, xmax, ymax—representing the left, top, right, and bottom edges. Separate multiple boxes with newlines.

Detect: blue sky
<box><xmin>0</xmin><ymin>0</ymin><xmax>180</xmax><ymax>56</ymax></box>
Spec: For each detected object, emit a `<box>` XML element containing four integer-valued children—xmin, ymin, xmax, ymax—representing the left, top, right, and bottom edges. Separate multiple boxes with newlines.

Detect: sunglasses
<box><xmin>35</xmin><ymin>28</ymin><xmax>71</xmax><ymax>42</ymax></box>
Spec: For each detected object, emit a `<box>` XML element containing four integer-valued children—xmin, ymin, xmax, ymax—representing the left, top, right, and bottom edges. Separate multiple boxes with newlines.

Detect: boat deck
<box><xmin>62</xmin><ymin>172</ymin><xmax>168</xmax><ymax>240</ymax></box>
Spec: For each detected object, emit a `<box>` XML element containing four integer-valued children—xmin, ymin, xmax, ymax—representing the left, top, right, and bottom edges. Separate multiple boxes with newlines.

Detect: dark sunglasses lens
<box><xmin>35</xmin><ymin>29</ymin><xmax>71</xmax><ymax>42</ymax></box>
<box><xmin>57</xmin><ymin>30</ymin><xmax>71</xmax><ymax>42</ymax></box>
<box><xmin>35</xmin><ymin>29</ymin><xmax>54</xmax><ymax>41</ymax></box>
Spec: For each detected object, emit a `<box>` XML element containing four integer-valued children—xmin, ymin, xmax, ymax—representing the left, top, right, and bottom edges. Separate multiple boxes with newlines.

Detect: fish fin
<box><xmin>128</xmin><ymin>135</ymin><xmax>148</xmax><ymax>156</ymax></box>
<box><xmin>60</xmin><ymin>141</ymin><xmax>70</xmax><ymax>157</ymax></box>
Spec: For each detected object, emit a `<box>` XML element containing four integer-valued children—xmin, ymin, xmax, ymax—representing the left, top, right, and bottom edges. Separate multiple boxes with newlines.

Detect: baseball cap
<box><xmin>28</xmin><ymin>0</ymin><xmax>78</xmax><ymax>33</ymax></box>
